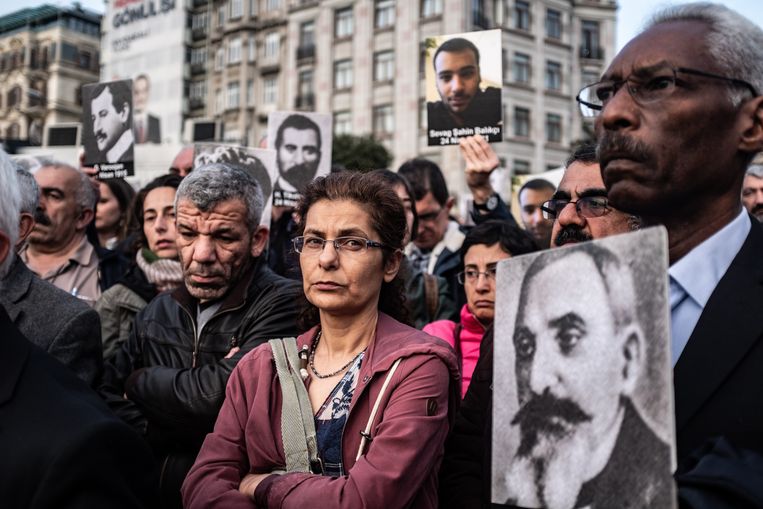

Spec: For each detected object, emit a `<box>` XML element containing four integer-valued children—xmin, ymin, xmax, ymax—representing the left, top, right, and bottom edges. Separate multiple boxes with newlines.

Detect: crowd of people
<box><xmin>2</xmin><ymin>2</ymin><xmax>763</xmax><ymax>508</ymax></box>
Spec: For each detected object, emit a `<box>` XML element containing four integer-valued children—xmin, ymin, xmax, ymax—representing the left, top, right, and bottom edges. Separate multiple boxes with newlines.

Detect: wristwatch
<box><xmin>474</xmin><ymin>193</ymin><xmax>499</xmax><ymax>212</ymax></box>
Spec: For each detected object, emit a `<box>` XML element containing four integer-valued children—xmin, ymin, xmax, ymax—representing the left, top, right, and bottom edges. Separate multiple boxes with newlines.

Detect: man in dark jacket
<box><xmin>99</xmin><ymin>163</ymin><xmax>301</xmax><ymax>508</ymax></box>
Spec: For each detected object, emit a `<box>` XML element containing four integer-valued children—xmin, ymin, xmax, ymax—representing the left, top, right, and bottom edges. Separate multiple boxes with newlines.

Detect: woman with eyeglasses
<box><xmin>424</xmin><ymin>220</ymin><xmax>537</xmax><ymax>397</ymax></box>
<box><xmin>183</xmin><ymin>171</ymin><xmax>459</xmax><ymax>508</ymax></box>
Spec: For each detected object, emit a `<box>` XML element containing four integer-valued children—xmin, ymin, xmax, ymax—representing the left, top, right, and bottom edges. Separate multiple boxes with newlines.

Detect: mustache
<box><xmin>281</xmin><ymin>162</ymin><xmax>318</xmax><ymax>190</ymax></box>
<box><xmin>511</xmin><ymin>388</ymin><xmax>592</xmax><ymax>458</ymax></box>
<box><xmin>597</xmin><ymin>132</ymin><xmax>653</xmax><ymax>167</ymax></box>
<box><xmin>95</xmin><ymin>130</ymin><xmax>107</xmax><ymax>141</ymax></box>
<box><xmin>35</xmin><ymin>210</ymin><xmax>51</xmax><ymax>226</ymax></box>
<box><xmin>554</xmin><ymin>225</ymin><xmax>593</xmax><ymax>246</ymax></box>
<box><xmin>752</xmin><ymin>204</ymin><xmax>763</xmax><ymax>214</ymax></box>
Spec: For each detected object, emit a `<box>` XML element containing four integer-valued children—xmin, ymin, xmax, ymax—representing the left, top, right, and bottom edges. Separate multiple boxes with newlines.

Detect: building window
<box><xmin>334</xmin><ymin>110</ymin><xmax>351</xmax><ymax>134</ymax></box>
<box><xmin>513</xmin><ymin>159</ymin><xmax>531</xmax><ymax>175</ymax></box>
<box><xmin>263</xmin><ymin>75</ymin><xmax>278</xmax><ymax>104</ymax></box>
<box><xmin>421</xmin><ymin>0</ymin><xmax>442</xmax><ymax>18</ymax></box>
<box><xmin>250</xmin><ymin>0</ymin><xmax>257</xmax><ymax>16</ymax></box>
<box><xmin>191</xmin><ymin>47</ymin><xmax>207</xmax><ymax>66</ymax></box>
<box><xmin>514</xmin><ymin>107</ymin><xmax>530</xmax><ymax>137</ymax></box>
<box><xmin>248</xmin><ymin>36</ymin><xmax>256</xmax><ymax>62</ymax></box>
<box><xmin>581</xmin><ymin>20</ymin><xmax>601</xmax><ymax>59</ymax></box>
<box><xmin>228</xmin><ymin>37</ymin><xmax>241</xmax><ymax>64</ymax></box>
<box><xmin>215</xmin><ymin>88</ymin><xmax>223</xmax><ymax>113</ymax></box>
<box><xmin>546</xmin><ymin>113</ymin><xmax>562</xmax><ymax>143</ymax></box>
<box><xmin>247</xmin><ymin>79</ymin><xmax>254</xmax><ymax>106</ymax></box>
<box><xmin>335</xmin><ymin>7</ymin><xmax>353</xmax><ymax>38</ymax></box>
<box><xmin>546</xmin><ymin>9</ymin><xmax>561</xmax><ymax>39</ymax></box>
<box><xmin>300</xmin><ymin>20</ymin><xmax>315</xmax><ymax>47</ymax></box>
<box><xmin>373</xmin><ymin>104</ymin><xmax>394</xmax><ymax>136</ymax></box>
<box><xmin>215</xmin><ymin>47</ymin><xmax>224</xmax><ymax>70</ymax></box>
<box><xmin>374</xmin><ymin>51</ymin><xmax>394</xmax><ymax>82</ymax></box>
<box><xmin>334</xmin><ymin>59</ymin><xmax>352</xmax><ymax>89</ymax></box>
<box><xmin>230</xmin><ymin>0</ymin><xmax>243</xmax><ymax>20</ymax></box>
<box><xmin>472</xmin><ymin>0</ymin><xmax>488</xmax><ymax>29</ymax></box>
<box><xmin>514</xmin><ymin>0</ymin><xmax>530</xmax><ymax>31</ymax></box>
<box><xmin>192</xmin><ymin>12</ymin><xmax>208</xmax><ymax>31</ymax></box>
<box><xmin>267</xmin><ymin>0</ymin><xmax>280</xmax><ymax>11</ymax></box>
<box><xmin>545</xmin><ymin>60</ymin><xmax>561</xmax><ymax>90</ymax></box>
<box><xmin>227</xmin><ymin>81</ymin><xmax>240</xmax><ymax>109</ymax></box>
<box><xmin>513</xmin><ymin>52</ymin><xmax>530</xmax><ymax>84</ymax></box>
<box><xmin>264</xmin><ymin>32</ymin><xmax>279</xmax><ymax>59</ymax></box>
<box><xmin>298</xmin><ymin>69</ymin><xmax>314</xmax><ymax>108</ymax></box>
<box><xmin>217</xmin><ymin>6</ymin><xmax>225</xmax><ymax>27</ymax></box>
<box><xmin>582</xmin><ymin>71</ymin><xmax>599</xmax><ymax>87</ymax></box>
<box><xmin>7</xmin><ymin>86</ymin><xmax>21</xmax><ymax>108</ymax></box>
<box><xmin>375</xmin><ymin>0</ymin><xmax>395</xmax><ymax>30</ymax></box>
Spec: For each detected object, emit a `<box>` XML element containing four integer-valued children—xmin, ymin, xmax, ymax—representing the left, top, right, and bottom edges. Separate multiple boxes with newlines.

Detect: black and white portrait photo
<box><xmin>425</xmin><ymin>29</ymin><xmax>502</xmax><ymax>146</ymax></box>
<box><xmin>267</xmin><ymin>111</ymin><xmax>332</xmax><ymax>207</ymax></box>
<box><xmin>193</xmin><ymin>143</ymin><xmax>277</xmax><ymax>227</ymax></box>
<box><xmin>492</xmin><ymin>228</ymin><xmax>676</xmax><ymax>509</ymax></box>
<box><xmin>82</xmin><ymin>78</ymin><xmax>135</xmax><ymax>178</ymax></box>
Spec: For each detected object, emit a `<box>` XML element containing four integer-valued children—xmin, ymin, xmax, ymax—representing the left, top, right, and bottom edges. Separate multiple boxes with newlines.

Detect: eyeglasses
<box><xmin>292</xmin><ymin>235</ymin><xmax>387</xmax><ymax>254</ymax></box>
<box><xmin>576</xmin><ymin>64</ymin><xmax>758</xmax><ymax>118</ymax></box>
<box><xmin>457</xmin><ymin>266</ymin><xmax>498</xmax><ymax>285</ymax></box>
<box><xmin>541</xmin><ymin>197</ymin><xmax>610</xmax><ymax>220</ymax></box>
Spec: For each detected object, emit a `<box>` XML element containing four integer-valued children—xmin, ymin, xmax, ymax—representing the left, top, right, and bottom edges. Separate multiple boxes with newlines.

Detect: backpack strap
<box><xmin>269</xmin><ymin>338</ymin><xmax>320</xmax><ymax>473</ymax></box>
<box><xmin>355</xmin><ymin>358</ymin><xmax>403</xmax><ymax>461</ymax></box>
<box><xmin>423</xmin><ymin>272</ymin><xmax>440</xmax><ymax>320</ymax></box>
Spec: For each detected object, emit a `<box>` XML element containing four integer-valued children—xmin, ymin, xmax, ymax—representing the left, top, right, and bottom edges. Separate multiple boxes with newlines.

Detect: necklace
<box><xmin>309</xmin><ymin>330</ymin><xmax>366</xmax><ymax>379</ymax></box>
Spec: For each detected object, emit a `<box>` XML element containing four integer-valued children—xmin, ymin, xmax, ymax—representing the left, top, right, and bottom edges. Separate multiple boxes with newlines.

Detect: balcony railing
<box><xmin>192</xmin><ymin>27</ymin><xmax>207</xmax><ymax>40</ymax></box>
<box><xmin>579</xmin><ymin>45</ymin><xmax>604</xmax><ymax>60</ymax></box>
<box><xmin>296</xmin><ymin>44</ymin><xmax>315</xmax><ymax>61</ymax></box>
<box><xmin>189</xmin><ymin>97</ymin><xmax>205</xmax><ymax>110</ymax></box>
<box><xmin>295</xmin><ymin>93</ymin><xmax>315</xmax><ymax>109</ymax></box>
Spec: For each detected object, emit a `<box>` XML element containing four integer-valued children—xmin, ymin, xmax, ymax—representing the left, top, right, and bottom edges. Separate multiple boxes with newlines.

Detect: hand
<box><xmin>460</xmin><ymin>134</ymin><xmax>499</xmax><ymax>203</ymax></box>
<box><xmin>225</xmin><ymin>346</ymin><xmax>241</xmax><ymax>359</ymax></box>
<box><xmin>239</xmin><ymin>473</ymin><xmax>271</xmax><ymax>500</ymax></box>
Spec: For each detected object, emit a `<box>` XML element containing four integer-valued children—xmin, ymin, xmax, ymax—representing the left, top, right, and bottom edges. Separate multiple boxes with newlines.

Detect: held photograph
<box><xmin>424</xmin><ymin>29</ymin><xmax>503</xmax><ymax>146</ymax></box>
<box><xmin>492</xmin><ymin>227</ymin><xmax>676</xmax><ymax>509</ymax></box>
<box><xmin>81</xmin><ymin>78</ymin><xmax>135</xmax><ymax>178</ymax></box>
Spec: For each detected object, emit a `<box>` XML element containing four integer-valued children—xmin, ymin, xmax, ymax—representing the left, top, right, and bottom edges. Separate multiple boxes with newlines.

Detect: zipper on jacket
<box><xmin>181</xmin><ymin>300</ymin><xmax>248</xmax><ymax>368</ymax></box>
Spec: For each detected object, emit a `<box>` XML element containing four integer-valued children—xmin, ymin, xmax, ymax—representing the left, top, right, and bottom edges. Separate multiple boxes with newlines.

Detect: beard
<box><xmin>505</xmin><ymin>389</ymin><xmax>593</xmax><ymax>509</ymax></box>
<box><xmin>280</xmin><ymin>161</ymin><xmax>319</xmax><ymax>193</ymax></box>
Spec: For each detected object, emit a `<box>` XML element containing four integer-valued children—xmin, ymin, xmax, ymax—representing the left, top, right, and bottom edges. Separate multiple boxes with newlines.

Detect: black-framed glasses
<box><xmin>541</xmin><ymin>197</ymin><xmax>610</xmax><ymax>220</ymax></box>
<box><xmin>292</xmin><ymin>235</ymin><xmax>387</xmax><ymax>254</ymax></box>
<box><xmin>457</xmin><ymin>266</ymin><xmax>498</xmax><ymax>285</ymax></box>
<box><xmin>576</xmin><ymin>64</ymin><xmax>759</xmax><ymax>117</ymax></box>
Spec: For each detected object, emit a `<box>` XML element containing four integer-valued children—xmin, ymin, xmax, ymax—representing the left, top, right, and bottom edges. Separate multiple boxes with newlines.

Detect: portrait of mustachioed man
<box><xmin>82</xmin><ymin>79</ymin><xmax>135</xmax><ymax>168</ymax></box>
<box><xmin>492</xmin><ymin>227</ymin><xmax>676</xmax><ymax>509</ymax></box>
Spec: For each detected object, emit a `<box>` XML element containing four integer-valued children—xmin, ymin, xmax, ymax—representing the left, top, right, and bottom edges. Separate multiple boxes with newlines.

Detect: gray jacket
<box><xmin>0</xmin><ymin>256</ymin><xmax>103</xmax><ymax>387</ymax></box>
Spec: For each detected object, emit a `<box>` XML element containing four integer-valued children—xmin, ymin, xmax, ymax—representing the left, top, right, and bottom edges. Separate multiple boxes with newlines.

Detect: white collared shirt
<box><xmin>668</xmin><ymin>208</ymin><xmax>751</xmax><ymax>365</ymax></box>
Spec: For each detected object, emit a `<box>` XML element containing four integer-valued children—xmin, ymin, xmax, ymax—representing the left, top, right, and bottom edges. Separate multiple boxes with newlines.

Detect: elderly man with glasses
<box><xmin>580</xmin><ymin>3</ymin><xmax>763</xmax><ymax>506</ymax></box>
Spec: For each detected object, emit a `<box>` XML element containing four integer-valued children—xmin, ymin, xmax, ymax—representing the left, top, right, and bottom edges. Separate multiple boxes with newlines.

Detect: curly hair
<box><xmin>294</xmin><ymin>171</ymin><xmax>410</xmax><ymax>330</ymax></box>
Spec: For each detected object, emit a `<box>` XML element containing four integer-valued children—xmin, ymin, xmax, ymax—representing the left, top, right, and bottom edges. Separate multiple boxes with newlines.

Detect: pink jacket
<box><xmin>423</xmin><ymin>304</ymin><xmax>487</xmax><ymax>398</ymax></box>
<box><xmin>182</xmin><ymin>313</ymin><xmax>460</xmax><ymax>509</ymax></box>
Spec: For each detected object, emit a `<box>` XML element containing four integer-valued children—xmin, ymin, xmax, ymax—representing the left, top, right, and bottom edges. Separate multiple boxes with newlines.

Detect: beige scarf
<box><xmin>135</xmin><ymin>249</ymin><xmax>184</xmax><ymax>293</ymax></box>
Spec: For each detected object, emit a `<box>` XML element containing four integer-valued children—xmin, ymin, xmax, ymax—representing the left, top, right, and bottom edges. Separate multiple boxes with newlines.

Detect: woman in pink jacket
<box><xmin>424</xmin><ymin>220</ymin><xmax>537</xmax><ymax>397</ymax></box>
<box><xmin>183</xmin><ymin>171</ymin><xmax>459</xmax><ymax>508</ymax></box>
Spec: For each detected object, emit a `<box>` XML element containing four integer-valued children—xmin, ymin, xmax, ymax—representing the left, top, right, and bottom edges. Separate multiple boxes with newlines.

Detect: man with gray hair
<box><xmin>0</xmin><ymin>165</ymin><xmax>103</xmax><ymax>387</ymax></box>
<box><xmin>584</xmin><ymin>2</ymin><xmax>763</xmax><ymax>504</ymax></box>
<box><xmin>99</xmin><ymin>162</ymin><xmax>300</xmax><ymax>508</ymax></box>
<box><xmin>20</xmin><ymin>160</ymin><xmax>102</xmax><ymax>303</ymax></box>
<box><xmin>742</xmin><ymin>163</ymin><xmax>763</xmax><ymax>222</ymax></box>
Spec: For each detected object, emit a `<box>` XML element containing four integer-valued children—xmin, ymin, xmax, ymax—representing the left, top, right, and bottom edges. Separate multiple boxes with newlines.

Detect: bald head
<box><xmin>171</xmin><ymin>146</ymin><xmax>194</xmax><ymax>177</ymax></box>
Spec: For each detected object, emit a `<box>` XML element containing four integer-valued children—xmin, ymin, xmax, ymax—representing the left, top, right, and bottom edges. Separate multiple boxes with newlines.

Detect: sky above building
<box><xmin>3</xmin><ymin>0</ymin><xmax>763</xmax><ymax>56</ymax></box>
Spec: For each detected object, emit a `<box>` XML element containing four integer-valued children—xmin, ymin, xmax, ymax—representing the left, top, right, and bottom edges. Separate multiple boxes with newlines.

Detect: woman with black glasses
<box><xmin>183</xmin><ymin>171</ymin><xmax>459</xmax><ymax>509</ymax></box>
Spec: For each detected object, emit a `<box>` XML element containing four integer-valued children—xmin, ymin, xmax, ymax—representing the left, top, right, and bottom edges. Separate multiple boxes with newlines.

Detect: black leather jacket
<box><xmin>98</xmin><ymin>258</ymin><xmax>300</xmax><ymax>504</ymax></box>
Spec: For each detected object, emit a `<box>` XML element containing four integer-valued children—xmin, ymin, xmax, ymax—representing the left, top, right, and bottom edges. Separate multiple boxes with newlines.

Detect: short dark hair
<box><xmin>127</xmin><ymin>174</ymin><xmax>182</xmax><ymax>253</ymax></box>
<box><xmin>433</xmin><ymin>37</ymin><xmax>481</xmax><ymax>72</ymax></box>
<box><xmin>295</xmin><ymin>171</ymin><xmax>409</xmax><ymax>329</ymax></box>
<box><xmin>275</xmin><ymin>114</ymin><xmax>322</xmax><ymax>152</ymax></box>
<box><xmin>90</xmin><ymin>80</ymin><xmax>132</xmax><ymax>120</ymax></box>
<box><xmin>397</xmin><ymin>158</ymin><xmax>449</xmax><ymax>206</ymax></box>
<box><xmin>460</xmin><ymin>220</ymin><xmax>539</xmax><ymax>263</ymax></box>
<box><xmin>518</xmin><ymin>179</ymin><xmax>555</xmax><ymax>203</ymax></box>
<box><xmin>370</xmin><ymin>169</ymin><xmax>419</xmax><ymax>242</ymax></box>
<box><xmin>565</xmin><ymin>143</ymin><xmax>598</xmax><ymax>168</ymax></box>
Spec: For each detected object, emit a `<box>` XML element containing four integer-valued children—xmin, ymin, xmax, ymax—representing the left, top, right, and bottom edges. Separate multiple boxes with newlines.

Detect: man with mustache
<box><xmin>438</xmin><ymin>143</ymin><xmax>640</xmax><ymax>509</ymax></box>
<box><xmin>89</xmin><ymin>80</ymin><xmax>134</xmax><ymax>164</ymax></box>
<box><xmin>427</xmin><ymin>37</ymin><xmax>501</xmax><ymax>135</ymax></box>
<box><xmin>273</xmin><ymin>113</ymin><xmax>321</xmax><ymax>207</ymax></box>
<box><xmin>741</xmin><ymin>164</ymin><xmax>763</xmax><ymax>222</ymax></box>
<box><xmin>546</xmin><ymin>143</ymin><xmax>640</xmax><ymax>248</ymax></box>
<box><xmin>584</xmin><ymin>2</ymin><xmax>763</xmax><ymax>504</ymax></box>
<box><xmin>99</xmin><ymin>163</ymin><xmax>300</xmax><ymax>509</ymax></box>
<box><xmin>504</xmin><ymin>244</ymin><xmax>671</xmax><ymax>508</ymax></box>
